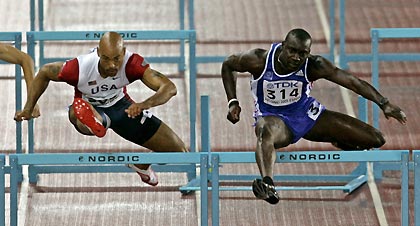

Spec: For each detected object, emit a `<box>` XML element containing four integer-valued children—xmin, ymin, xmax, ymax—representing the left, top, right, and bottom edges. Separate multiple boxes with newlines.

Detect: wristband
<box><xmin>228</xmin><ymin>98</ymin><xmax>239</xmax><ymax>108</ymax></box>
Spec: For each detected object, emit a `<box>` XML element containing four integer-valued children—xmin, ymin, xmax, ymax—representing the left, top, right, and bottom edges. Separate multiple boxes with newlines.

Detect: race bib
<box><xmin>307</xmin><ymin>101</ymin><xmax>323</xmax><ymax>120</ymax></box>
<box><xmin>263</xmin><ymin>80</ymin><xmax>303</xmax><ymax>106</ymax></box>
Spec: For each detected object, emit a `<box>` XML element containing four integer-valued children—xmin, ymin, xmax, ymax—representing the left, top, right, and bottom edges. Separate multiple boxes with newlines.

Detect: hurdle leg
<box><xmin>9</xmin><ymin>156</ymin><xmax>19</xmax><ymax>226</ymax></box>
<box><xmin>200</xmin><ymin>155</ymin><xmax>209</xmax><ymax>226</ymax></box>
<box><xmin>211</xmin><ymin>154</ymin><xmax>220</xmax><ymax>226</ymax></box>
<box><xmin>0</xmin><ymin>155</ymin><xmax>5</xmax><ymax>226</ymax></box>
<box><xmin>414</xmin><ymin>151</ymin><xmax>420</xmax><ymax>226</ymax></box>
<box><xmin>401</xmin><ymin>152</ymin><xmax>409</xmax><ymax>226</ymax></box>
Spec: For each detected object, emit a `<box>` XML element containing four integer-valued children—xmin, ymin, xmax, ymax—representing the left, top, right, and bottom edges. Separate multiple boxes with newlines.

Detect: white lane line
<box><xmin>314</xmin><ymin>1</ymin><xmax>388</xmax><ymax>225</ymax></box>
<box><xmin>18</xmin><ymin>164</ymin><xmax>29</xmax><ymax>226</ymax></box>
<box><xmin>367</xmin><ymin>162</ymin><xmax>389</xmax><ymax>226</ymax></box>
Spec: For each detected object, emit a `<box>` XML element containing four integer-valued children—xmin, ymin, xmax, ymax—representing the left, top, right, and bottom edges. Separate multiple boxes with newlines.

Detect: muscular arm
<box><xmin>0</xmin><ymin>44</ymin><xmax>35</xmax><ymax>91</ymax></box>
<box><xmin>221</xmin><ymin>48</ymin><xmax>265</xmax><ymax>101</ymax></box>
<box><xmin>308</xmin><ymin>55</ymin><xmax>407</xmax><ymax>123</ymax></box>
<box><xmin>140</xmin><ymin>67</ymin><xmax>177</xmax><ymax>107</ymax></box>
<box><xmin>125</xmin><ymin>67</ymin><xmax>177</xmax><ymax>118</ymax></box>
<box><xmin>1</xmin><ymin>44</ymin><xmax>43</xmax><ymax>117</ymax></box>
<box><xmin>308</xmin><ymin>56</ymin><xmax>384</xmax><ymax>103</ymax></box>
<box><xmin>221</xmin><ymin>48</ymin><xmax>266</xmax><ymax>123</ymax></box>
<box><xmin>15</xmin><ymin>62</ymin><xmax>64</xmax><ymax>121</ymax></box>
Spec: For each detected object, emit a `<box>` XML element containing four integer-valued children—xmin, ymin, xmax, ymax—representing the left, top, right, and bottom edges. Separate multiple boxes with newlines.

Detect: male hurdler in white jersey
<box><xmin>15</xmin><ymin>31</ymin><xmax>188</xmax><ymax>187</ymax></box>
<box><xmin>221</xmin><ymin>28</ymin><xmax>407</xmax><ymax>204</ymax></box>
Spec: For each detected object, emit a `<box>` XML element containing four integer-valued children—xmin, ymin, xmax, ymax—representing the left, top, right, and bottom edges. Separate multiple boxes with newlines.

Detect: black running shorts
<box><xmin>93</xmin><ymin>97</ymin><xmax>162</xmax><ymax>145</ymax></box>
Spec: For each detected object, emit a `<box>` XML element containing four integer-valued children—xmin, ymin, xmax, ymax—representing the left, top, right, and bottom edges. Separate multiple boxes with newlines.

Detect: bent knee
<box><xmin>256</xmin><ymin>124</ymin><xmax>291</xmax><ymax>148</ymax></box>
<box><xmin>371</xmin><ymin>130</ymin><xmax>386</xmax><ymax>148</ymax></box>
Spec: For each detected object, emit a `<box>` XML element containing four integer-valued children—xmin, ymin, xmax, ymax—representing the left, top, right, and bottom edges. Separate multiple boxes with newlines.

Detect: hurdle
<box><xmin>338</xmin><ymin>1</ymin><xmax>420</xmax><ymax>70</ymax></box>
<box><xmin>8</xmin><ymin>152</ymin><xmax>209</xmax><ymax>226</ymax></box>
<box><xmin>370</xmin><ymin>28</ymin><xmax>420</xmax><ymax>179</ymax></box>
<box><xmin>209</xmin><ymin>150</ymin><xmax>410</xmax><ymax>226</ymax></box>
<box><xmin>29</xmin><ymin>0</ymin><xmax>190</xmax><ymax>72</ymax></box>
<box><xmin>414</xmin><ymin>150</ymin><xmax>420</xmax><ymax>225</ymax></box>
<box><xmin>29</xmin><ymin>0</ymin><xmax>336</xmax><ymax>65</ymax></box>
<box><xmin>26</xmin><ymin>30</ymin><xmax>198</xmax><ymax>188</ymax></box>
<box><xmin>0</xmin><ymin>155</ymin><xmax>5</xmax><ymax>226</ymax></box>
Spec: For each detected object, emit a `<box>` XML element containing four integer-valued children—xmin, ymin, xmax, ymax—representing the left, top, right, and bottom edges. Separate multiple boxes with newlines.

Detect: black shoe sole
<box><xmin>252</xmin><ymin>179</ymin><xmax>280</xmax><ymax>205</ymax></box>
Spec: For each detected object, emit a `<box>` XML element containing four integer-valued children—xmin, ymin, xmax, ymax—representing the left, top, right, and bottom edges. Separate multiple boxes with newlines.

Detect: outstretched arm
<box><xmin>0</xmin><ymin>44</ymin><xmax>35</xmax><ymax>90</ymax></box>
<box><xmin>221</xmin><ymin>49</ymin><xmax>265</xmax><ymax>124</ymax></box>
<box><xmin>0</xmin><ymin>44</ymin><xmax>41</xmax><ymax>117</ymax></box>
<box><xmin>125</xmin><ymin>67</ymin><xmax>177</xmax><ymax>118</ymax></box>
<box><xmin>14</xmin><ymin>62</ymin><xmax>64</xmax><ymax>121</ymax></box>
<box><xmin>309</xmin><ymin>55</ymin><xmax>407</xmax><ymax>124</ymax></box>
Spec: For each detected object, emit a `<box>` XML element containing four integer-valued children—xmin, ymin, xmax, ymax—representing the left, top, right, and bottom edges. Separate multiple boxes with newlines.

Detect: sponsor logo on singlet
<box><xmin>263</xmin><ymin>80</ymin><xmax>303</xmax><ymax>106</ymax></box>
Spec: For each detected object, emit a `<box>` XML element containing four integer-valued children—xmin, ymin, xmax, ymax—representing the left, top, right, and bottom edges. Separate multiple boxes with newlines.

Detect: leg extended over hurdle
<box><xmin>196</xmin><ymin>95</ymin><xmax>411</xmax><ymax>226</ymax></box>
<box><xmin>195</xmin><ymin>95</ymin><xmax>370</xmax><ymax>193</ymax></box>
<box><xmin>25</xmin><ymin>30</ymin><xmax>198</xmax><ymax>188</ymax></box>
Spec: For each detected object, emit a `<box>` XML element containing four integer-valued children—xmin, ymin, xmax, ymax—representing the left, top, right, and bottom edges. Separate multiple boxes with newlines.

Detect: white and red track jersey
<box><xmin>58</xmin><ymin>48</ymin><xmax>149</xmax><ymax>107</ymax></box>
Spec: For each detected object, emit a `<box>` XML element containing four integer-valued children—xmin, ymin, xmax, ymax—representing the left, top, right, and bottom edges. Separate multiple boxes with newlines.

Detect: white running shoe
<box><xmin>127</xmin><ymin>164</ymin><xmax>159</xmax><ymax>186</ymax></box>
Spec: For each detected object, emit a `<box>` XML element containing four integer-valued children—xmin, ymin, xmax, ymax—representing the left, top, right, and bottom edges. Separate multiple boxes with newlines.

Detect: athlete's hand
<box><xmin>381</xmin><ymin>102</ymin><xmax>407</xmax><ymax>124</ymax></box>
<box><xmin>14</xmin><ymin>109</ymin><xmax>33</xmax><ymax>121</ymax></box>
<box><xmin>227</xmin><ymin>104</ymin><xmax>241</xmax><ymax>124</ymax></box>
<box><xmin>125</xmin><ymin>103</ymin><xmax>148</xmax><ymax>119</ymax></box>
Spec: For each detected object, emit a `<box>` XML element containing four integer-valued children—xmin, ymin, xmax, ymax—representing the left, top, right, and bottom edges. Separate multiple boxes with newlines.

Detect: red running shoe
<box><xmin>72</xmin><ymin>98</ymin><xmax>106</xmax><ymax>137</ymax></box>
<box><xmin>127</xmin><ymin>164</ymin><xmax>159</xmax><ymax>186</ymax></box>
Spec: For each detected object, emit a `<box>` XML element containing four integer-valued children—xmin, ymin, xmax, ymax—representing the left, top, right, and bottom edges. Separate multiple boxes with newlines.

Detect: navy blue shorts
<box><xmin>255</xmin><ymin>99</ymin><xmax>325</xmax><ymax>144</ymax></box>
<box><xmin>93</xmin><ymin>97</ymin><xmax>162</xmax><ymax>145</ymax></box>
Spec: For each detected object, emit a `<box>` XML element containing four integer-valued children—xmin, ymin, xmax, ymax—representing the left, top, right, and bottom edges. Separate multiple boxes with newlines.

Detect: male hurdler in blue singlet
<box><xmin>221</xmin><ymin>28</ymin><xmax>407</xmax><ymax>204</ymax></box>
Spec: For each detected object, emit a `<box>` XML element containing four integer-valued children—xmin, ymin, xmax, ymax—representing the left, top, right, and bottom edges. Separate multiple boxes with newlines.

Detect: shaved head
<box><xmin>285</xmin><ymin>28</ymin><xmax>312</xmax><ymax>44</ymax></box>
<box><xmin>99</xmin><ymin>31</ymin><xmax>124</xmax><ymax>53</ymax></box>
<box><xmin>277</xmin><ymin>28</ymin><xmax>312</xmax><ymax>72</ymax></box>
<box><xmin>97</xmin><ymin>31</ymin><xmax>126</xmax><ymax>78</ymax></box>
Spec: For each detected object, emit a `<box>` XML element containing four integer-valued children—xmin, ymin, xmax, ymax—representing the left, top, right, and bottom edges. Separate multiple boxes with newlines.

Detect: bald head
<box><xmin>99</xmin><ymin>31</ymin><xmax>124</xmax><ymax>52</ymax></box>
<box><xmin>97</xmin><ymin>32</ymin><xmax>126</xmax><ymax>78</ymax></box>
<box><xmin>284</xmin><ymin>28</ymin><xmax>312</xmax><ymax>46</ymax></box>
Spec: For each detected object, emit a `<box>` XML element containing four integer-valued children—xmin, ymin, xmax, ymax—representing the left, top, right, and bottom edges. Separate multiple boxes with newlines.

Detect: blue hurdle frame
<box><xmin>26</xmin><ymin>30</ymin><xmax>198</xmax><ymax>187</ymax></box>
<box><xmin>413</xmin><ymin>150</ymin><xmax>420</xmax><ymax>226</ymax></box>
<box><xmin>369</xmin><ymin>28</ymin><xmax>420</xmax><ymax>179</ymax></box>
<box><xmin>210</xmin><ymin>150</ymin><xmax>410</xmax><ymax>226</ymax></box>
<box><xmin>29</xmin><ymin>0</ymin><xmax>335</xmax><ymax>65</ymax></box>
<box><xmin>338</xmin><ymin>0</ymin><xmax>420</xmax><ymax>70</ymax></box>
<box><xmin>29</xmin><ymin>0</ymin><xmax>191</xmax><ymax>72</ymax></box>
<box><xmin>8</xmin><ymin>152</ymin><xmax>210</xmax><ymax>226</ymax></box>
<box><xmin>0</xmin><ymin>155</ymin><xmax>5</xmax><ymax>226</ymax></box>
